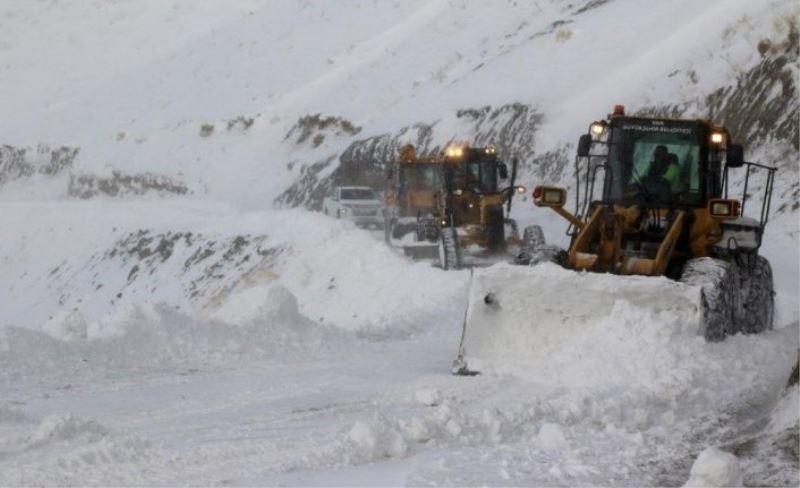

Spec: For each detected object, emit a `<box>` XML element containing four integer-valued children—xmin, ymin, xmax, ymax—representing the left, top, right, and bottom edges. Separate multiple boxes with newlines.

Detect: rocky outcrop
<box><xmin>68</xmin><ymin>171</ymin><xmax>189</xmax><ymax>199</ymax></box>
<box><xmin>276</xmin><ymin>103</ymin><xmax>545</xmax><ymax>210</ymax></box>
<box><xmin>0</xmin><ymin>144</ymin><xmax>78</xmax><ymax>186</ymax></box>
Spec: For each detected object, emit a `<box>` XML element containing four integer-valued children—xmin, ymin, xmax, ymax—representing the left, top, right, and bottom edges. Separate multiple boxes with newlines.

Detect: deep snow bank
<box><xmin>0</xmin><ymin>200</ymin><xmax>466</xmax><ymax>385</ymax></box>
<box><xmin>458</xmin><ymin>263</ymin><xmax>797</xmax><ymax>428</ymax></box>
<box><xmin>0</xmin><ymin>285</ymin><xmax>350</xmax><ymax>387</ymax></box>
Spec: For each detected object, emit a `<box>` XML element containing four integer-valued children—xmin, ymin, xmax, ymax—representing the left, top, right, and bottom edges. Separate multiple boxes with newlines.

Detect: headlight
<box><xmin>710</xmin><ymin>132</ymin><xmax>725</xmax><ymax>145</ymax></box>
<box><xmin>445</xmin><ymin>144</ymin><xmax>466</xmax><ymax>159</ymax></box>
<box><xmin>515</xmin><ymin>185</ymin><xmax>526</xmax><ymax>194</ymax></box>
<box><xmin>453</xmin><ymin>189</ymin><xmax>464</xmax><ymax>196</ymax></box>
<box><xmin>485</xmin><ymin>145</ymin><xmax>496</xmax><ymax>154</ymax></box>
<box><xmin>590</xmin><ymin>122</ymin><xmax>606</xmax><ymax>136</ymax></box>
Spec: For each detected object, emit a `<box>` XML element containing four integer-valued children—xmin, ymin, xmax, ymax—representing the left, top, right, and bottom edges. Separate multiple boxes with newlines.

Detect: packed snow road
<box><xmin>0</xmin><ymin>201</ymin><xmax>797</xmax><ymax>485</ymax></box>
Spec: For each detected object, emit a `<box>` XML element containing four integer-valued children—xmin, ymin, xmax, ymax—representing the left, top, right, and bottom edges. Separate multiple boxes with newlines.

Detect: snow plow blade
<box><xmin>452</xmin><ymin>263</ymin><xmax>704</xmax><ymax>376</ymax></box>
<box><xmin>401</xmin><ymin>242</ymin><xmax>439</xmax><ymax>260</ymax></box>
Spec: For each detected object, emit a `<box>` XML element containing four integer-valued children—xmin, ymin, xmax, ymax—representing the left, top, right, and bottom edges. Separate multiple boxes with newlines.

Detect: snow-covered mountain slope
<box><xmin>2</xmin><ymin>0</ymin><xmax>797</xmax><ymax>204</ymax></box>
<box><xmin>1</xmin><ymin>0</ymin><xmax>798</xmax><ymax>485</ymax></box>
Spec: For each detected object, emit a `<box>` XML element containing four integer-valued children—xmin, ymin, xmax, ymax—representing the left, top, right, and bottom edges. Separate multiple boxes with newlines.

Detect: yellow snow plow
<box><xmin>434</xmin><ymin>143</ymin><xmax>526</xmax><ymax>270</ymax></box>
<box><xmin>453</xmin><ymin>106</ymin><xmax>777</xmax><ymax>375</ymax></box>
<box><xmin>384</xmin><ymin>145</ymin><xmax>443</xmax><ymax>259</ymax></box>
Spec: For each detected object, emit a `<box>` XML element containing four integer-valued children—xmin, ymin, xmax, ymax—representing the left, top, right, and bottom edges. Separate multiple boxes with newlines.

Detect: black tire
<box><xmin>680</xmin><ymin>257</ymin><xmax>739</xmax><ymax>341</ymax></box>
<box><xmin>516</xmin><ymin>225</ymin><xmax>564</xmax><ymax>266</ymax></box>
<box><xmin>523</xmin><ymin>225</ymin><xmax>546</xmax><ymax>250</ymax></box>
<box><xmin>681</xmin><ymin>255</ymin><xmax>775</xmax><ymax>341</ymax></box>
<box><xmin>438</xmin><ymin>228</ymin><xmax>462</xmax><ymax>270</ymax></box>
<box><xmin>737</xmin><ymin>254</ymin><xmax>774</xmax><ymax>334</ymax></box>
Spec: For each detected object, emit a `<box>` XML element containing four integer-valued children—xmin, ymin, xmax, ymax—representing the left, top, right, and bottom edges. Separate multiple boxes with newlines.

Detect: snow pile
<box><xmin>0</xmin><ymin>413</ymin><xmax>154</xmax><ymax>487</ymax></box>
<box><xmin>536</xmin><ymin>423</ymin><xmax>569</xmax><ymax>452</ymax></box>
<box><xmin>0</xmin><ymin>284</ymin><xmax>350</xmax><ymax>387</ymax></box>
<box><xmin>460</xmin><ymin>262</ymin><xmax>703</xmax><ymax>375</ymax></box>
<box><xmin>346</xmin><ymin>416</ymin><xmax>410</xmax><ymax>461</ymax></box>
<box><xmin>0</xmin><ymin>201</ymin><xmax>463</xmax><ymax>341</ymax></box>
<box><xmin>247</xmin><ymin>211</ymin><xmax>468</xmax><ymax>335</ymax></box>
<box><xmin>684</xmin><ymin>447</ymin><xmax>743</xmax><ymax>487</ymax></box>
<box><xmin>457</xmin><ymin>262</ymin><xmax>797</xmax><ymax>437</ymax></box>
<box><xmin>413</xmin><ymin>388</ymin><xmax>442</xmax><ymax>407</ymax></box>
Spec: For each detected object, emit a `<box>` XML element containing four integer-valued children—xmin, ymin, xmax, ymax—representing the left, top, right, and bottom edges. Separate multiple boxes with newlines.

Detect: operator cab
<box><xmin>399</xmin><ymin>163</ymin><xmax>443</xmax><ymax>194</ymax></box>
<box><xmin>444</xmin><ymin>145</ymin><xmax>508</xmax><ymax>195</ymax></box>
<box><xmin>581</xmin><ymin>111</ymin><xmax>738</xmax><ymax>210</ymax></box>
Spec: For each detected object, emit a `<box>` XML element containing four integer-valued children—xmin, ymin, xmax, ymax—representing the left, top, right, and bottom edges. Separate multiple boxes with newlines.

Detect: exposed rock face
<box><xmin>48</xmin><ymin>230</ymin><xmax>286</xmax><ymax>311</ymax></box>
<box><xmin>705</xmin><ymin>24</ymin><xmax>798</xmax><ymax>152</ymax></box>
<box><xmin>0</xmin><ymin>144</ymin><xmax>78</xmax><ymax>186</ymax></box>
<box><xmin>68</xmin><ymin>171</ymin><xmax>189</xmax><ymax>199</ymax></box>
<box><xmin>284</xmin><ymin>114</ymin><xmax>362</xmax><ymax>149</ymax></box>
<box><xmin>639</xmin><ymin>23</ymin><xmax>798</xmax><ymax>156</ymax></box>
<box><xmin>276</xmin><ymin>103</ymin><xmax>545</xmax><ymax>210</ymax></box>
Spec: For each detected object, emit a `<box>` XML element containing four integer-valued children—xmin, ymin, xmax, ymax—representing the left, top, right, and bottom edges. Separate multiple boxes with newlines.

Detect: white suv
<box><xmin>323</xmin><ymin>186</ymin><xmax>384</xmax><ymax>228</ymax></box>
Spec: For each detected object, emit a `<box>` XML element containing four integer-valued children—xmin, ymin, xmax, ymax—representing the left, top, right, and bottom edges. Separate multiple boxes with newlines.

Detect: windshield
<box><xmin>400</xmin><ymin>164</ymin><xmax>442</xmax><ymax>192</ymax></box>
<box><xmin>605</xmin><ymin>120</ymin><xmax>704</xmax><ymax>206</ymax></box>
<box><xmin>340</xmin><ymin>188</ymin><xmax>377</xmax><ymax>200</ymax></box>
<box><xmin>460</xmin><ymin>158</ymin><xmax>499</xmax><ymax>193</ymax></box>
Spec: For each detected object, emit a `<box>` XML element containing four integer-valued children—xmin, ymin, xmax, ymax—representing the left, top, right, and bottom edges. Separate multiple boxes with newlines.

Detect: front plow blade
<box><xmin>452</xmin><ymin>263</ymin><xmax>703</xmax><ymax>376</ymax></box>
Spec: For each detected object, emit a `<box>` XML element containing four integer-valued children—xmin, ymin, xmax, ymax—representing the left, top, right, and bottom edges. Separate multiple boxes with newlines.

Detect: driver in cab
<box><xmin>647</xmin><ymin>145</ymin><xmax>681</xmax><ymax>191</ymax></box>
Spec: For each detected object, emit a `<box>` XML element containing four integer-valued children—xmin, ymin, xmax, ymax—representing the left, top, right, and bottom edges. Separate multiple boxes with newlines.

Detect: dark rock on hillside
<box><xmin>284</xmin><ymin>114</ymin><xmax>362</xmax><ymax>149</ymax></box>
<box><xmin>276</xmin><ymin>103</ymin><xmax>544</xmax><ymax>210</ymax></box>
<box><xmin>68</xmin><ymin>171</ymin><xmax>189</xmax><ymax>199</ymax></box>
<box><xmin>638</xmin><ymin>21</ymin><xmax>798</xmax><ymax>158</ymax></box>
<box><xmin>0</xmin><ymin>144</ymin><xmax>78</xmax><ymax>186</ymax></box>
<box><xmin>705</xmin><ymin>22</ymin><xmax>798</xmax><ymax>152</ymax></box>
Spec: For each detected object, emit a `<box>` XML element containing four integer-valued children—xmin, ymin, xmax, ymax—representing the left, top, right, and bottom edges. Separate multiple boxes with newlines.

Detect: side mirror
<box><xmin>726</xmin><ymin>144</ymin><xmax>744</xmax><ymax>168</ymax></box>
<box><xmin>577</xmin><ymin>134</ymin><xmax>592</xmax><ymax>158</ymax></box>
<box><xmin>532</xmin><ymin>185</ymin><xmax>567</xmax><ymax>208</ymax></box>
<box><xmin>498</xmin><ymin>162</ymin><xmax>509</xmax><ymax>179</ymax></box>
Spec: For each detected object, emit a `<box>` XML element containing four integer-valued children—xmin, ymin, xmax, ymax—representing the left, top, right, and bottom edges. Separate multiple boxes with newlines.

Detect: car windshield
<box><xmin>340</xmin><ymin>188</ymin><xmax>377</xmax><ymax>200</ymax></box>
<box><xmin>605</xmin><ymin>121</ymin><xmax>703</xmax><ymax>206</ymax></box>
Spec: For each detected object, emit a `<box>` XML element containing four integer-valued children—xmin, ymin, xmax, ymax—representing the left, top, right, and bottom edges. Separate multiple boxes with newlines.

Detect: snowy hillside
<box><xmin>1</xmin><ymin>0</ymin><xmax>798</xmax><ymax>485</ymax></box>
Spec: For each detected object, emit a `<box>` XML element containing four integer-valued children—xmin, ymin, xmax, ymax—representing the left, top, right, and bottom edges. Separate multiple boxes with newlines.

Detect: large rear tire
<box><xmin>680</xmin><ymin>257</ymin><xmax>738</xmax><ymax>341</ymax></box>
<box><xmin>737</xmin><ymin>254</ymin><xmax>774</xmax><ymax>334</ymax></box>
<box><xmin>438</xmin><ymin>228</ymin><xmax>462</xmax><ymax>270</ymax></box>
<box><xmin>680</xmin><ymin>255</ymin><xmax>774</xmax><ymax>341</ymax></box>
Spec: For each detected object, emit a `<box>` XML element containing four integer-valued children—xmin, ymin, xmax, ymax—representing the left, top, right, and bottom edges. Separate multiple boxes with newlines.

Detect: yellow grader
<box><xmin>384</xmin><ymin>145</ymin><xmax>444</xmax><ymax>258</ymax></box>
<box><xmin>435</xmin><ymin>143</ymin><xmax>526</xmax><ymax>270</ymax></box>
<box><xmin>454</xmin><ymin>105</ymin><xmax>777</xmax><ymax>375</ymax></box>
